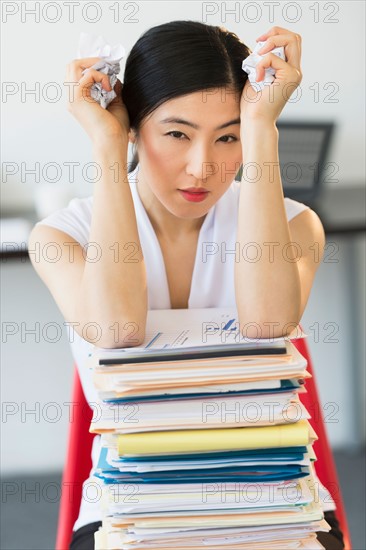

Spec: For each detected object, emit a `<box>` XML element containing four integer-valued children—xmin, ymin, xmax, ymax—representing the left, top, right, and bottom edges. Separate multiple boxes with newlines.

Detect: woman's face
<box><xmin>131</xmin><ymin>87</ymin><xmax>242</xmax><ymax>226</ymax></box>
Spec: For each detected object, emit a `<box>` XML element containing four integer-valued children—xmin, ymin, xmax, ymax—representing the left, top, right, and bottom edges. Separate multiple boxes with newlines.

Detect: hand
<box><xmin>240</xmin><ymin>27</ymin><xmax>303</xmax><ymax>124</ymax></box>
<box><xmin>65</xmin><ymin>57</ymin><xmax>130</xmax><ymax>145</ymax></box>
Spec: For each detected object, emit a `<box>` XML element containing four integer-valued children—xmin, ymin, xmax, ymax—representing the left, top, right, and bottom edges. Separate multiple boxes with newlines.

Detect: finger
<box><xmin>78</xmin><ymin>68</ymin><xmax>112</xmax><ymax>92</ymax></box>
<box><xmin>66</xmin><ymin>57</ymin><xmax>104</xmax><ymax>83</ymax></box>
<box><xmin>256</xmin><ymin>53</ymin><xmax>301</xmax><ymax>83</ymax></box>
<box><xmin>256</xmin><ymin>26</ymin><xmax>295</xmax><ymax>40</ymax></box>
<box><xmin>256</xmin><ymin>53</ymin><xmax>286</xmax><ymax>80</ymax></box>
<box><xmin>257</xmin><ymin>34</ymin><xmax>301</xmax><ymax>71</ymax></box>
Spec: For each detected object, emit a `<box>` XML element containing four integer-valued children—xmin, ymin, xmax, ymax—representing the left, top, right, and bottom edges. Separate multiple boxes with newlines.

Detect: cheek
<box><xmin>142</xmin><ymin>135</ymin><xmax>159</xmax><ymax>161</ymax></box>
<box><xmin>144</xmin><ymin>135</ymin><xmax>173</xmax><ymax>169</ymax></box>
<box><xmin>217</xmin><ymin>155</ymin><xmax>242</xmax><ymax>184</ymax></box>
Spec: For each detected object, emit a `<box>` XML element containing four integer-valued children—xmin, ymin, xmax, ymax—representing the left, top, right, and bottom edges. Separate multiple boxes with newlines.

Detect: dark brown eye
<box><xmin>220</xmin><ymin>135</ymin><xmax>237</xmax><ymax>143</ymax></box>
<box><xmin>166</xmin><ymin>131</ymin><xmax>186</xmax><ymax>139</ymax></box>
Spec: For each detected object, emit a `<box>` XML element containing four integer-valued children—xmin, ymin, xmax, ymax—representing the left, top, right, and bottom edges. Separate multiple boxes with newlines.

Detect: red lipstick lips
<box><xmin>180</xmin><ymin>187</ymin><xmax>209</xmax><ymax>193</ymax></box>
<box><xmin>178</xmin><ymin>188</ymin><xmax>209</xmax><ymax>203</ymax></box>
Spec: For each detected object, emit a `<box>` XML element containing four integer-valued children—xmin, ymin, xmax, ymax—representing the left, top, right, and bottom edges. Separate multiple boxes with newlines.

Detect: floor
<box><xmin>1</xmin><ymin>449</ymin><xmax>365</xmax><ymax>549</ymax></box>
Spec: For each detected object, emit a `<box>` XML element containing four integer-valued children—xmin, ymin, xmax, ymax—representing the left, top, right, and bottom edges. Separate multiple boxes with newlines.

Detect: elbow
<box><xmin>94</xmin><ymin>324</ymin><xmax>146</xmax><ymax>348</ymax></box>
<box><xmin>237</xmin><ymin>310</ymin><xmax>301</xmax><ymax>340</ymax></box>
<box><xmin>73</xmin><ymin>311</ymin><xmax>147</xmax><ymax>349</ymax></box>
<box><xmin>77</xmin><ymin>321</ymin><xmax>145</xmax><ymax>349</ymax></box>
<box><xmin>73</xmin><ymin>294</ymin><xmax>148</xmax><ymax>348</ymax></box>
<box><xmin>97</xmin><ymin>335</ymin><xmax>146</xmax><ymax>349</ymax></box>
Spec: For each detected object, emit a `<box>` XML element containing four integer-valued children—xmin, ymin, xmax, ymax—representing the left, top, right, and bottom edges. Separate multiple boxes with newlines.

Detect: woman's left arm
<box><xmin>235</xmin><ymin>27</ymin><xmax>325</xmax><ymax>339</ymax></box>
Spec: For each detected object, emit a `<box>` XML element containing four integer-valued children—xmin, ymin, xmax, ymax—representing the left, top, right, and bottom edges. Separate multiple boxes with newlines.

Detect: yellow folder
<box><xmin>117</xmin><ymin>419</ymin><xmax>315</xmax><ymax>456</ymax></box>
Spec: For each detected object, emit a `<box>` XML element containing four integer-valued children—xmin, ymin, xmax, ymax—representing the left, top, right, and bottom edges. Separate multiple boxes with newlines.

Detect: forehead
<box><xmin>146</xmin><ymin>87</ymin><xmax>241</xmax><ymax>127</ymax></box>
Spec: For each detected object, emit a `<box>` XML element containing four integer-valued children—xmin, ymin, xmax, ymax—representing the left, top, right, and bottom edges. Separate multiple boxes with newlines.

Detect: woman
<box><xmin>29</xmin><ymin>20</ymin><xmax>344</xmax><ymax>550</ymax></box>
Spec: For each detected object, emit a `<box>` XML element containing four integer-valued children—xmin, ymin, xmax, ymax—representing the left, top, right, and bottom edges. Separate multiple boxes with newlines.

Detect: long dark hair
<box><xmin>121</xmin><ymin>20</ymin><xmax>251</xmax><ymax>173</ymax></box>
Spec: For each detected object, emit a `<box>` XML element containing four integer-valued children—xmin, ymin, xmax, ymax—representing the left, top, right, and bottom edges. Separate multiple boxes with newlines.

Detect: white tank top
<box><xmin>35</xmin><ymin>163</ymin><xmax>335</xmax><ymax>531</ymax></box>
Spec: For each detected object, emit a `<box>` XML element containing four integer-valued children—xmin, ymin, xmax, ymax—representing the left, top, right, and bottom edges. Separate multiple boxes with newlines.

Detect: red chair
<box><xmin>55</xmin><ymin>369</ymin><xmax>95</xmax><ymax>550</ymax></box>
<box><xmin>55</xmin><ymin>337</ymin><xmax>352</xmax><ymax>549</ymax></box>
<box><xmin>294</xmin><ymin>336</ymin><xmax>352</xmax><ymax>549</ymax></box>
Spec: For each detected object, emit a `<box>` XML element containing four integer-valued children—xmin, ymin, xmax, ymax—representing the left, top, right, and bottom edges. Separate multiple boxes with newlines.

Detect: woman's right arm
<box><xmin>67</xmin><ymin>57</ymin><xmax>148</xmax><ymax>347</ymax></box>
<box><xmin>76</xmin><ymin>137</ymin><xmax>148</xmax><ymax>348</ymax></box>
<box><xmin>29</xmin><ymin>58</ymin><xmax>148</xmax><ymax>348</ymax></box>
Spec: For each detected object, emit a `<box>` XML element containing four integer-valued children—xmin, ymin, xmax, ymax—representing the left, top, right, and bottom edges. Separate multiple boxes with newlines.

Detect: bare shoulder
<box><xmin>288</xmin><ymin>207</ymin><xmax>326</xmax><ymax>260</ymax></box>
<box><xmin>288</xmin><ymin>208</ymin><xmax>326</xmax><ymax>317</ymax></box>
<box><xmin>28</xmin><ymin>224</ymin><xmax>86</xmax><ymax>323</ymax></box>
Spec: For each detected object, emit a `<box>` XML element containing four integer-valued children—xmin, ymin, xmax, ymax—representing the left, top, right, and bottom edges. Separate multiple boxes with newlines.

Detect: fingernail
<box><xmin>258</xmin><ymin>41</ymin><xmax>267</xmax><ymax>51</ymax></box>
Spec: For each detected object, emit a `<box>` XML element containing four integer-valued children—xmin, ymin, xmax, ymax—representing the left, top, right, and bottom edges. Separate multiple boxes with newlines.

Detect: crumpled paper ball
<box><xmin>77</xmin><ymin>32</ymin><xmax>126</xmax><ymax>109</ymax></box>
<box><xmin>242</xmin><ymin>41</ymin><xmax>286</xmax><ymax>91</ymax></box>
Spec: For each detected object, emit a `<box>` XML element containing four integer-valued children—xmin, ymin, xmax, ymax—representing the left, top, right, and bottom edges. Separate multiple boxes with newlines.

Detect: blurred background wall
<box><xmin>1</xmin><ymin>1</ymin><xmax>365</xmax><ymax>548</ymax></box>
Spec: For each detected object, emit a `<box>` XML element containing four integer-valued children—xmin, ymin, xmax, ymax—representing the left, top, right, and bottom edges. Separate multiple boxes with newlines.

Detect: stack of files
<box><xmin>85</xmin><ymin>307</ymin><xmax>331</xmax><ymax>549</ymax></box>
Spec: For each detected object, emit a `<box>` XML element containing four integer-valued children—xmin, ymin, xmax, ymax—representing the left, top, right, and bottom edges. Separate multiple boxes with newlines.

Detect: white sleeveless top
<box><xmin>35</xmin><ymin>163</ymin><xmax>335</xmax><ymax>531</ymax></box>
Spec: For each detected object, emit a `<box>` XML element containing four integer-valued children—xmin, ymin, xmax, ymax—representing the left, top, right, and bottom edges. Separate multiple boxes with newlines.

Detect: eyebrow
<box><xmin>159</xmin><ymin>117</ymin><xmax>241</xmax><ymax>131</ymax></box>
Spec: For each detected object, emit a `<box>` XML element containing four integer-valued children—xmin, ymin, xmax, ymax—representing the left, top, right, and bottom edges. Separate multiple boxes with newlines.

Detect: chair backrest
<box><xmin>294</xmin><ymin>336</ymin><xmax>352</xmax><ymax>549</ymax></box>
<box><xmin>55</xmin><ymin>369</ymin><xmax>94</xmax><ymax>550</ymax></box>
<box><xmin>56</xmin><ymin>339</ymin><xmax>352</xmax><ymax>549</ymax></box>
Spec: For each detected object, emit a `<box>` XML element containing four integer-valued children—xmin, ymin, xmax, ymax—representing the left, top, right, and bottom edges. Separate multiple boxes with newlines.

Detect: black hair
<box><xmin>121</xmin><ymin>20</ymin><xmax>251</xmax><ymax>173</ymax></box>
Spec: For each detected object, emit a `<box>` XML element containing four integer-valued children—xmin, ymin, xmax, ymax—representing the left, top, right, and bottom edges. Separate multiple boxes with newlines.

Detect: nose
<box><xmin>185</xmin><ymin>141</ymin><xmax>217</xmax><ymax>182</ymax></box>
